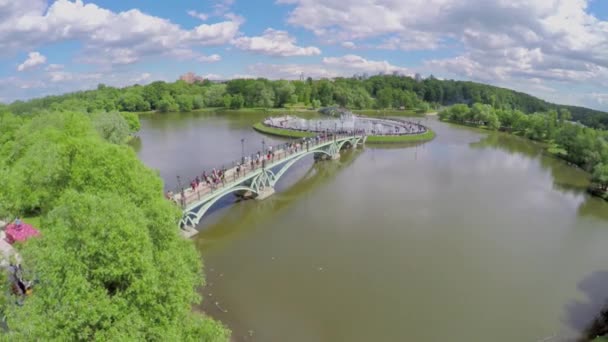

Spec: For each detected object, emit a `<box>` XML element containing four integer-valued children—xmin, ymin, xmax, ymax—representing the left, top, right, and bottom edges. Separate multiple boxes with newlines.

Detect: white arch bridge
<box><xmin>175</xmin><ymin>134</ymin><xmax>366</xmax><ymax>235</ymax></box>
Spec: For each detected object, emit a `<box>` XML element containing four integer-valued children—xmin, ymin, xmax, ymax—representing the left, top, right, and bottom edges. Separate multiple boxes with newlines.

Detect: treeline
<box><xmin>439</xmin><ymin>104</ymin><xmax>608</xmax><ymax>194</ymax></box>
<box><xmin>0</xmin><ymin>107</ymin><xmax>229</xmax><ymax>340</ymax></box>
<box><xmin>7</xmin><ymin>75</ymin><xmax>607</xmax><ymax>129</ymax></box>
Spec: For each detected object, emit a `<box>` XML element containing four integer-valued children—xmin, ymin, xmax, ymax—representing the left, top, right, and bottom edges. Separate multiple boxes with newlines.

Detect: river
<box><xmin>135</xmin><ymin>111</ymin><xmax>608</xmax><ymax>341</ymax></box>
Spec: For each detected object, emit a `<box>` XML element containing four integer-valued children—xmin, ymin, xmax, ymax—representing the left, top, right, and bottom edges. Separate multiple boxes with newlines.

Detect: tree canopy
<box><xmin>0</xmin><ymin>110</ymin><xmax>229</xmax><ymax>340</ymax></box>
<box><xmin>7</xmin><ymin>75</ymin><xmax>607</xmax><ymax>129</ymax></box>
<box><xmin>439</xmin><ymin>103</ymin><xmax>608</xmax><ymax>177</ymax></box>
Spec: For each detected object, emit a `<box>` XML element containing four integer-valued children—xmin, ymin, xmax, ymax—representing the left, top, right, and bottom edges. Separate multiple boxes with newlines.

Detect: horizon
<box><xmin>1</xmin><ymin>1</ymin><xmax>608</xmax><ymax>111</ymax></box>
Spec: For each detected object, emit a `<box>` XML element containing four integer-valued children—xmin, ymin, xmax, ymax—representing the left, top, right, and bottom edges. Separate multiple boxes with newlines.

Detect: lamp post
<box><xmin>262</xmin><ymin>139</ymin><xmax>266</xmax><ymax>155</ymax></box>
<box><xmin>241</xmin><ymin>138</ymin><xmax>245</xmax><ymax>165</ymax></box>
<box><xmin>176</xmin><ymin>175</ymin><xmax>182</xmax><ymax>192</ymax></box>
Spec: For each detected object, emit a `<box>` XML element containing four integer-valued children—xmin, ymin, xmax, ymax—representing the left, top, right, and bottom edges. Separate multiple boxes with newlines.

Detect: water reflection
<box><xmin>194</xmin><ymin>148</ymin><xmax>364</xmax><ymax>244</ymax></box>
<box><xmin>564</xmin><ymin>270</ymin><xmax>608</xmax><ymax>341</ymax></box>
<box><xmin>468</xmin><ymin>131</ymin><xmax>608</xmax><ymax>221</ymax></box>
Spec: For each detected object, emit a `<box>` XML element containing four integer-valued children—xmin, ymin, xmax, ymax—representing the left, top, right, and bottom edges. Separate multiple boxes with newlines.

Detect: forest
<box><xmin>0</xmin><ymin>108</ymin><xmax>229</xmax><ymax>340</ymax></box>
<box><xmin>6</xmin><ymin>75</ymin><xmax>608</xmax><ymax>130</ymax></box>
<box><xmin>439</xmin><ymin>103</ymin><xmax>608</xmax><ymax>196</ymax></box>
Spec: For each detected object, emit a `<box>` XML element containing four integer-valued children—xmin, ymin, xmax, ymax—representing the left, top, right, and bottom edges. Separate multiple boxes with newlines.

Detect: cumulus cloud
<box><xmin>0</xmin><ymin>0</ymin><xmax>242</xmax><ymax>65</ymax></box>
<box><xmin>17</xmin><ymin>52</ymin><xmax>46</xmax><ymax>71</ymax></box>
<box><xmin>187</xmin><ymin>10</ymin><xmax>208</xmax><ymax>21</ymax></box>
<box><xmin>198</xmin><ymin>54</ymin><xmax>222</xmax><ymax>62</ymax></box>
<box><xmin>279</xmin><ymin>0</ymin><xmax>608</xmax><ymax>90</ymax></box>
<box><xmin>132</xmin><ymin>72</ymin><xmax>152</xmax><ymax>84</ymax></box>
<box><xmin>341</xmin><ymin>41</ymin><xmax>356</xmax><ymax>49</ymax></box>
<box><xmin>45</xmin><ymin>64</ymin><xmax>64</xmax><ymax>72</ymax></box>
<box><xmin>233</xmin><ymin>29</ymin><xmax>321</xmax><ymax>56</ymax></box>
<box><xmin>247</xmin><ymin>54</ymin><xmax>409</xmax><ymax>79</ymax></box>
<box><xmin>323</xmin><ymin>54</ymin><xmax>410</xmax><ymax>75</ymax></box>
<box><xmin>591</xmin><ymin>93</ymin><xmax>608</xmax><ymax>105</ymax></box>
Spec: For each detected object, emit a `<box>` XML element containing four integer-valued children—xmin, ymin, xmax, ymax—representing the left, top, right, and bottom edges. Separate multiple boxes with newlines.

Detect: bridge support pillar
<box><xmin>331</xmin><ymin>152</ymin><xmax>341</xmax><ymax>160</ymax></box>
<box><xmin>256</xmin><ymin>187</ymin><xmax>275</xmax><ymax>200</ymax></box>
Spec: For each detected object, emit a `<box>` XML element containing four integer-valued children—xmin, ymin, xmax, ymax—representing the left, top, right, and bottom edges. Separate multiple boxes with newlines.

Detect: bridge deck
<box><xmin>171</xmin><ymin>134</ymin><xmax>359</xmax><ymax>210</ymax></box>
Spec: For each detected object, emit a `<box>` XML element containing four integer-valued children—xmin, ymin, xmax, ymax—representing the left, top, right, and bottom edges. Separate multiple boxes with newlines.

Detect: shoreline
<box><xmin>252</xmin><ymin>121</ymin><xmax>435</xmax><ymax>144</ymax></box>
<box><xmin>441</xmin><ymin>118</ymin><xmax>608</xmax><ymax>202</ymax></box>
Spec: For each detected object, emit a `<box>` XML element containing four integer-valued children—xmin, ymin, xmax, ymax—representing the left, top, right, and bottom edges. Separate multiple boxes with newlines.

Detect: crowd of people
<box><xmin>165</xmin><ymin>132</ymin><xmax>359</xmax><ymax>207</ymax></box>
<box><xmin>263</xmin><ymin>115</ymin><xmax>426</xmax><ymax>136</ymax></box>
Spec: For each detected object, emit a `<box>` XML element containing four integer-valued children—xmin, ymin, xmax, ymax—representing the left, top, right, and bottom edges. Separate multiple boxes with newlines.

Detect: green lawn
<box><xmin>252</xmin><ymin>122</ymin><xmax>316</xmax><ymax>138</ymax></box>
<box><xmin>365</xmin><ymin>129</ymin><xmax>436</xmax><ymax>143</ymax></box>
<box><xmin>23</xmin><ymin>215</ymin><xmax>41</xmax><ymax>228</ymax></box>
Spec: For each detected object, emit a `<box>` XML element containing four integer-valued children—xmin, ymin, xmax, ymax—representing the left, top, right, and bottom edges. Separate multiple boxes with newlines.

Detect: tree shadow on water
<box><xmin>564</xmin><ymin>270</ymin><xmax>608</xmax><ymax>341</ymax></box>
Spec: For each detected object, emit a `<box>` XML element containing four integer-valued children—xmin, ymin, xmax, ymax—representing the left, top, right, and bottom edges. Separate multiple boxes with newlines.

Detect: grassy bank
<box><xmin>365</xmin><ymin>129</ymin><xmax>436</xmax><ymax>143</ymax></box>
<box><xmin>136</xmin><ymin>107</ymin><xmax>430</xmax><ymax>117</ymax></box>
<box><xmin>442</xmin><ymin>118</ymin><xmax>608</xmax><ymax>202</ymax></box>
<box><xmin>252</xmin><ymin>122</ymin><xmax>315</xmax><ymax>138</ymax></box>
<box><xmin>253</xmin><ymin>122</ymin><xmax>435</xmax><ymax>144</ymax></box>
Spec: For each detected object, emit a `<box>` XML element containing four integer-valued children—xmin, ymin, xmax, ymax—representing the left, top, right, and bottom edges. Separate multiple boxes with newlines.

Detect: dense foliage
<box><xmin>439</xmin><ymin>104</ymin><xmax>608</xmax><ymax>193</ymax></box>
<box><xmin>0</xmin><ymin>109</ymin><xmax>229</xmax><ymax>340</ymax></box>
<box><xmin>8</xmin><ymin>75</ymin><xmax>607</xmax><ymax>129</ymax></box>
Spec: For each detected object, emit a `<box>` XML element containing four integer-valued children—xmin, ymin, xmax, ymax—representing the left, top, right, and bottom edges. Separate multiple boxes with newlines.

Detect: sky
<box><xmin>1</xmin><ymin>0</ymin><xmax>608</xmax><ymax>111</ymax></box>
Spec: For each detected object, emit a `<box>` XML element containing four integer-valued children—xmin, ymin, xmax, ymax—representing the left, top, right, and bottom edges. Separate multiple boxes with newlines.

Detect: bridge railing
<box><xmin>169</xmin><ymin>133</ymin><xmax>364</xmax><ymax>208</ymax></box>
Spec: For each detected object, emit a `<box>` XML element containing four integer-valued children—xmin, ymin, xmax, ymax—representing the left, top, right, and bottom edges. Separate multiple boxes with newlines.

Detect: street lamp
<box><xmin>262</xmin><ymin>139</ymin><xmax>266</xmax><ymax>154</ymax></box>
<box><xmin>241</xmin><ymin>138</ymin><xmax>245</xmax><ymax>164</ymax></box>
<box><xmin>176</xmin><ymin>175</ymin><xmax>182</xmax><ymax>191</ymax></box>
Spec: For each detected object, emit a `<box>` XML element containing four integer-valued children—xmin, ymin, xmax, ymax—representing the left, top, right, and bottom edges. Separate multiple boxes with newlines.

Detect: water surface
<box><xmin>136</xmin><ymin>112</ymin><xmax>608</xmax><ymax>341</ymax></box>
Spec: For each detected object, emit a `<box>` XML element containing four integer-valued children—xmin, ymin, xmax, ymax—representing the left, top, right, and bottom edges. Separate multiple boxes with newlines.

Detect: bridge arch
<box><xmin>336</xmin><ymin>137</ymin><xmax>362</xmax><ymax>151</ymax></box>
<box><xmin>180</xmin><ymin>185</ymin><xmax>258</xmax><ymax>228</ymax></box>
<box><xmin>272</xmin><ymin>149</ymin><xmax>332</xmax><ymax>186</ymax></box>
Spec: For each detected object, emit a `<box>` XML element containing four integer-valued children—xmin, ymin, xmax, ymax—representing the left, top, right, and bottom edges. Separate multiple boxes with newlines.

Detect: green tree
<box><xmin>0</xmin><ymin>111</ymin><xmax>230</xmax><ymax>340</ymax></box>
<box><xmin>592</xmin><ymin>163</ymin><xmax>608</xmax><ymax>191</ymax></box>
<box><xmin>121</xmin><ymin>111</ymin><xmax>141</xmax><ymax>133</ymax></box>
<box><xmin>3</xmin><ymin>191</ymin><xmax>228</xmax><ymax>341</ymax></box>
<box><xmin>376</xmin><ymin>88</ymin><xmax>393</xmax><ymax>109</ymax></box>
<box><xmin>157</xmin><ymin>94</ymin><xmax>178</xmax><ymax>112</ymax></box>
<box><xmin>222</xmin><ymin>94</ymin><xmax>232</xmax><ymax>108</ymax></box>
<box><xmin>230</xmin><ymin>94</ymin><xmax>244</xmax><ymax>109</ymax></box>
<box><xmin>273</xmin><ymin>81</ymin><xmax>296</xmax><ymax>108</ymax></box>
<box><xmin>193</xmin><ymin>95</ymin><xmax>205</xmax><ymax>109</ymax></box>
<box><xmin>204</xmin><ymin>84</ymin><xmax>227</xmax><ymax>107</ymax></box>
<box><xmin>92</xmin><ymin>111</ymin><xmax>131</xmax><ymax>144</ymax></box>
<box><xmin>176</xmin><ymin>94</ymin><xmax>194</xmax><ymax>112</ymax></box>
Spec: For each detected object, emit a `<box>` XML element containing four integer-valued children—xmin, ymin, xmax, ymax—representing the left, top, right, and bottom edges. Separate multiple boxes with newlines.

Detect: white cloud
<box><xmin>378</xmin><ymin>32</ymin><xmax>442</xmax><ymax>51</ymax></box>
<box><xmin>187</xmin><ymin>10</ymin><xmax>209</xmax><ymax>21</ymax></box>
<box><xmin>202</xmin><ymin>73</ymin><xmax>224</xmax><ymax>80</ymax></box>
<box><xmin>591</xmin><ymin>93</ymin><xmax>608</xmax><ymax>105</ymax></box>
<box><xmin>45</xmin><ymin>64</ymin><xmax>64</xmax><ymax>72</ymax></box>
<box><xmin>233</xmin><ymin>28</ymin><xmax>321</xmax><ymax>56</ymax></box>
<box><xmin>17</xmin><ymin>51</ymin><xmax>46</xmax><ymax>71</ymax></box>
<box><xmin>132</xmin><ymin>72</ymin><xmax>152</xmax><ymax>84</ymax></box>
<box><xmin>341</xmin><ymin>41</ymin><xmax>356</xmax><ymax>49</ymax></box>
<box><xmin>213</xmin><ymin>0</ymin><xmax>235</xmax><ymax>16</ymax></box>
<box><xmin>0</xmin><ymin>0</ymin><xmax>242</xmax><ymax>66</ymax></box>
<box><xmin>279</xmin><ymin>0</ymin><xmax>608</xmax><ymax>91</ymax></box>
<box><xmin>323</xmin><ymin>54</ymin><xmax>410</xmax><ymax>75</ymax></box>
<box><xmin>198</xmin><ymin>54</ymin><xmax>222</xmax><ymax>62</ymax></box>
<box><xmin>247</xmin><ymin>54</ymin><xmax>409</xmax><ymax>79</ymax></box>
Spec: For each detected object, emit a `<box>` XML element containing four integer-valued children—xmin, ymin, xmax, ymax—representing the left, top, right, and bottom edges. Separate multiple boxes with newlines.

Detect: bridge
<box><xmin>173</xmin><ymin>133</ymin><xmax>366</xmax><ymax>236</ymax></box>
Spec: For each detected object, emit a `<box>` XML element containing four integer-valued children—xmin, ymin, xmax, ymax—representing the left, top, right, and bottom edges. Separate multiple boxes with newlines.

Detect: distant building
<box><xmin>179</xmin><ymin>72</ymin><xmax>205</xmax><ymax>84</ymax></box>
<box><xmin>415</xmin><ymin>73</ymin><xmax>423</xmax><ymax>82</ymax></box>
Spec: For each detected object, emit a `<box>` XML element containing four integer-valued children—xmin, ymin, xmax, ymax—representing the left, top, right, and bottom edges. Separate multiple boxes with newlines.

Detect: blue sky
<box><xmin>1</xmin><ymin>0</ymin><xmax>608</xmax><ymax>111</ymax></box>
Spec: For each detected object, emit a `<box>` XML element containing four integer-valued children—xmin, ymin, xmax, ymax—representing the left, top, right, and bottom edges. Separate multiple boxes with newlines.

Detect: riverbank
<box><xmin>252</xmin><ymin>121</ymin><xmax>435</xmax><ymax>143</ymax></box>
<box><xmin>136</xmin><ymin>107</ymin><xmax>431</xmax><ymax>117</ymax></box>
<box><xmin>441</xmin><ymin>118</ymin><xmax>608</xmax><ymax>202</ymax></box>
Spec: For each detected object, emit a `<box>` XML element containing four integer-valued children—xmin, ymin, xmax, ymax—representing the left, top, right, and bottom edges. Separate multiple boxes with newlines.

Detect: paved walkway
<box><xmin>171</xmin><ymin>134</ymin><xmax>340</xmax><ymax>209</ymax></box>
